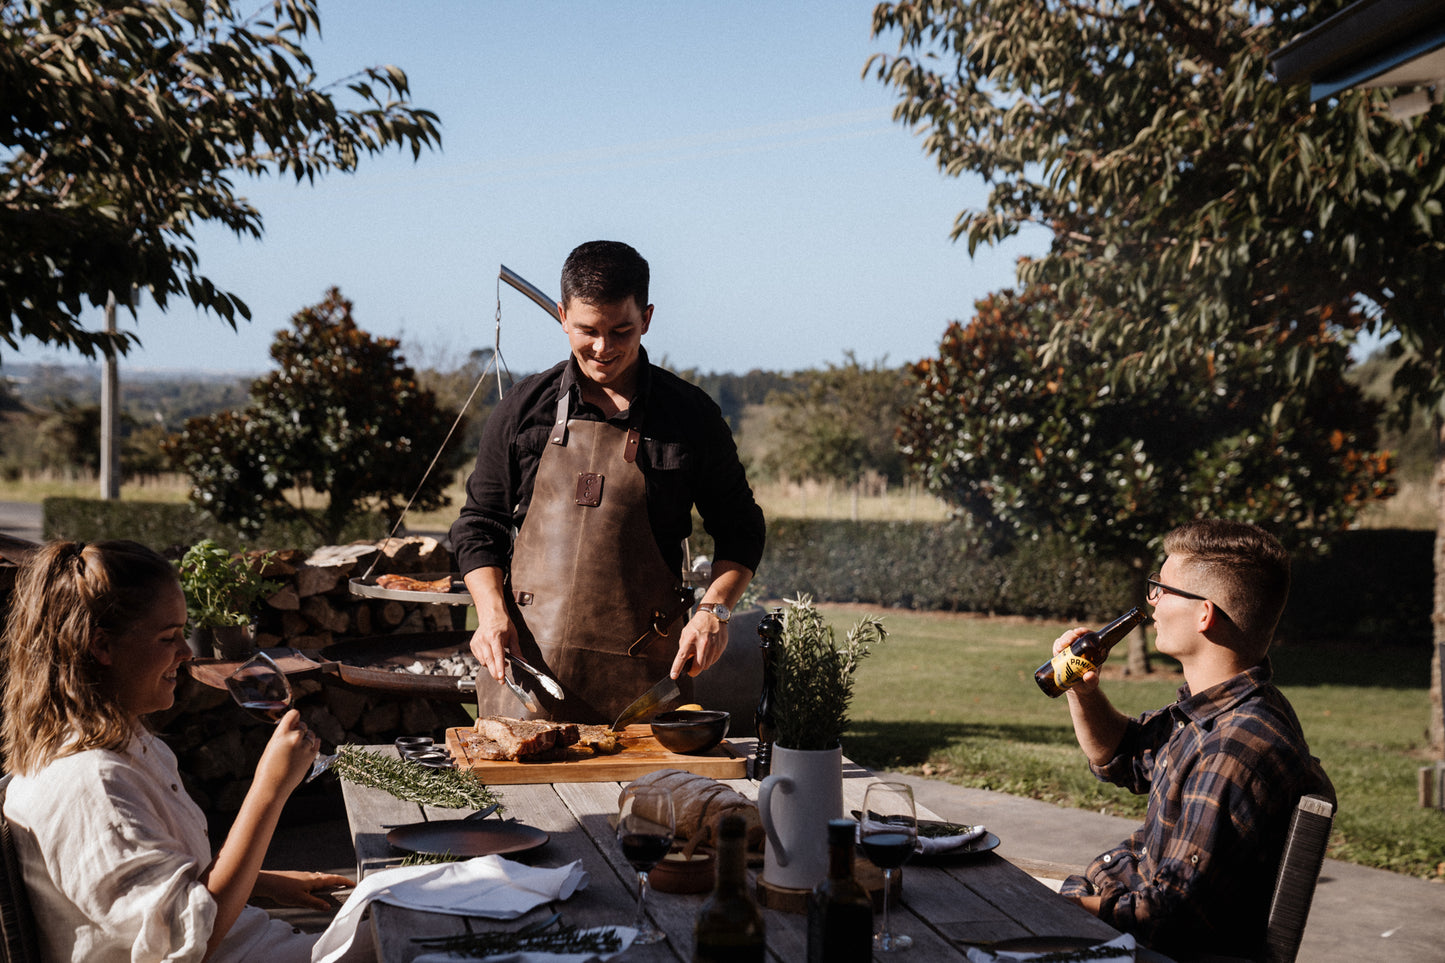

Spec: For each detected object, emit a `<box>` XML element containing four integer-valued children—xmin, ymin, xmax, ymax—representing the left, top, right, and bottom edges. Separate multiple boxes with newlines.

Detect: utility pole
<box><xmin>100</xmin><ymin>291</ymin><xmax>120</xmax><ymax>500</ymax></box>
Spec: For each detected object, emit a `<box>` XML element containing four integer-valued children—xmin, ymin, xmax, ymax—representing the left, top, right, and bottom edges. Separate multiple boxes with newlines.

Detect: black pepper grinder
<box><xmin>752</xmin><ymin>607</ymin><xmax>783</xmax><ymax>780</ymax></box>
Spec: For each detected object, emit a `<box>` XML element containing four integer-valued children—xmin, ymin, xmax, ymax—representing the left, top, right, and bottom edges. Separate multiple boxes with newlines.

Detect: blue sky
<box><xmin>7</xmin><ymin>1</ymin><xmax>1045</xmax><ymax>378</ymax></box>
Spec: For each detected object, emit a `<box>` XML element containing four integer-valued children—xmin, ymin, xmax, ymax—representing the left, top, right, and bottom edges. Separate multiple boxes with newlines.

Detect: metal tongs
<box><xmin>509</xmin><ymin>654</ymin><xmax>565</xmax><ymax>700</ymax></box>
<box><xmin>458</xmin><ymin>655</ymin><xmax>562</xmax><ymax>715</ymax></box>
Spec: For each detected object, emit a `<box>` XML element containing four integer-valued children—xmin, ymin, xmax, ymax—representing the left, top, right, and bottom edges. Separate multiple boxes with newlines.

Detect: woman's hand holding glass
<box><xmin>226</xmin><ymin>651</ymin><xmax>334</xmax><ymax>781</ymax></box>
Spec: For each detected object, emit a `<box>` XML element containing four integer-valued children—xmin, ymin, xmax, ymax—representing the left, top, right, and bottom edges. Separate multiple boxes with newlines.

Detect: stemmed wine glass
<box><xmin>225</xmin><ymin>651</ymin><xmax>334</xmax><ymax>781</ymax></box>
<box><xmin>860</xmin><ymin>780</ymin><xmax>918</xmax><ymax>952</ymax></box>
<box><xmin>616</xmin><ymin>784</ymin><xmax>675</xmax><ymax>945</ymax></box>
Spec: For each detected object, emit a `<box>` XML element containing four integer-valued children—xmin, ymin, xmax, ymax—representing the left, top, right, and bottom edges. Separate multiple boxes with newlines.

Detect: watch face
<box><xmin>710</xmin><ymin>603</ymin><xmax>730</xmax><ymax>623</ymax></box>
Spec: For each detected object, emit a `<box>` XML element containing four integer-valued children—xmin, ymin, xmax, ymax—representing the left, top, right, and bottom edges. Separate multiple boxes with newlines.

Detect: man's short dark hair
<box><xmin>1164</xmin><ymin>519</ymin><xmax>1291</xmax><ymax>652</ymax></box>
<box><xmin>561</xmin><ymin>240</ymin><xmax>649</xmax><ymax>311</ymax></box>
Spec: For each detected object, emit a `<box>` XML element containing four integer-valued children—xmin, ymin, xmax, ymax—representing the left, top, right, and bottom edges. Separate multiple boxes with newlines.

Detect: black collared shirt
<box><xmin>450</xmin><ymin>349</ymin><xmax>766</xmax><ymax>579</ymax></box>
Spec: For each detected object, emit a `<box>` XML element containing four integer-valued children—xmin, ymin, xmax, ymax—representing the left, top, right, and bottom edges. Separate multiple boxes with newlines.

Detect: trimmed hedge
<box><xmin>39</xmin><ymin>499</ymin><xmax>1433</xmax><ymax>645</ymax></box>
<box><xmin>42</xmin><ymin>497</ymin><xmax>388</xmax><ymax>555</ymax></box>
<box><xmin>749</xmin><ymin>519</ymin><xmax>1432</xmax><ymax>645</ymax></box>
<box><xmin>751</xmin><ymin>519</ymin><xmax>1133</xmax><ymax>620</ymax></box>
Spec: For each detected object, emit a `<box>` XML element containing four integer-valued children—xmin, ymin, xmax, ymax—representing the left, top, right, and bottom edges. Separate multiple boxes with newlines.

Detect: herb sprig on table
<box><xmin>918</xmin><ymin>821</ymin><xmax>981</xmax><ymax>838</ymax></box>
<box><xmin>332</xmin><ymin>745</ymin><xmax>501</xmax><ymax>811</ymax></box>
<box><xmin>413</xmin><ymin>921</ymin><xmax>622</xmax><ymax>957</ymax></box>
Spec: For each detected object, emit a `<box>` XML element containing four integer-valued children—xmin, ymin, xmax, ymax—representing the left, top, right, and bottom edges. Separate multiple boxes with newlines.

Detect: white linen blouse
<box><xmin>3</xmin><ymin>728</ymin><xmax>316</xmax><ymax>963</ymax></box>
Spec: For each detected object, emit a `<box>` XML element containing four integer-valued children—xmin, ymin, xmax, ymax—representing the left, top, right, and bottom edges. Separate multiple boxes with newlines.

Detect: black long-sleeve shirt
<box><xmin>449</xmin><ymin>349</ymin><xmax>766</xmax><ymax>579</ymax></box>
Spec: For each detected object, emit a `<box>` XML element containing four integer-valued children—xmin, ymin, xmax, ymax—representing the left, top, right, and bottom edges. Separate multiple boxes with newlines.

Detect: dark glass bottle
<box><xmin>807</xmin><ymin>818</ymin><xmax>874</xmax><ymax>963</ymax></box>
<box><xmin>693</xmin><ymin>813</ymin><xmax>765</xmax><ymax>962</ymax></box>
<box><xmin>752</xmin><ymin>607</ymin><xmax>783</xmax><ymax>779</ymax></box>
<box><xmin>1035</xmin><ymin>607</ymin><xmax>1151</xmax><ymax>697</ymax></box>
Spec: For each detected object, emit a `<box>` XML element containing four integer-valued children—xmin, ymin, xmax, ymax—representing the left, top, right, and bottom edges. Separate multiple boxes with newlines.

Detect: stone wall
<box><xmin>159</xmin><ymin>535</ymin><xmax>474</xmax><ymax>823</ymax></box>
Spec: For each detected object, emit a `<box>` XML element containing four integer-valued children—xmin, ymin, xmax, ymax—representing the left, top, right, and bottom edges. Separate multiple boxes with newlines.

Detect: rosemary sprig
<box><xmin>412</xmin><ymin>920</ymin><xmax>622</xmax><ymax>957</ymax></box>
<box><xmin>333</xmin><ymin>745</ymin><xmax>501</xmax><ymax>811</ymax></box>
<box><xmin>1027</xmin><ymin>945</ymin><xmax>1130</xmax><ymax>962</ymax></box>
<box><xmin>399</xmin><ymin>851</ymin><xmax>465</xmax><ymax>866</ymax></box>
<box><xmin>918</xmin><ymin>821</ymin><xmax>981</xmax><ymax>838</ymax></box>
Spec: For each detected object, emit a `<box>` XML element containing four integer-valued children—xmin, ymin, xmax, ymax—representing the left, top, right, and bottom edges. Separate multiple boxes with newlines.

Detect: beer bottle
<box><xmin>693</xmin><ymin>813</ymin><xmax>765</xmax><ymax>962</ymax></box>
<box><xmin>1035</xmin><ymin>607</ymin><xmax>1151</xmax><ymax>697</ymax></box>
<box><xmin>807</xmin><ymin>818</ymin><xmax>874</xmax><ymax>963</ymax></box>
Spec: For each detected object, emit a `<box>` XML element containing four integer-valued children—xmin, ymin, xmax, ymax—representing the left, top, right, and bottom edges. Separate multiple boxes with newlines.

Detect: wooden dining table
<box><xmin>339</xmin><ymin>738</ymin><xmax>1127</xmax><ymax>962</ymax></box>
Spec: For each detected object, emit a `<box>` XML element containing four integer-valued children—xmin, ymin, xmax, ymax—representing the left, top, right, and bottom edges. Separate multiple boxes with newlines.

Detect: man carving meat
<box><xmin>449</xmin><ymin>241</ymin><xmax>766</xmax><ymax>724</ymax></box>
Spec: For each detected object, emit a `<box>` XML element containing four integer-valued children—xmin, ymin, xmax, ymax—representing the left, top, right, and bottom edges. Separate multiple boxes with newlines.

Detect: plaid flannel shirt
<box><xmin>1061</xmin><ymin>659</ymin><xmax>1334</xmax><ymax>957</ymax></box>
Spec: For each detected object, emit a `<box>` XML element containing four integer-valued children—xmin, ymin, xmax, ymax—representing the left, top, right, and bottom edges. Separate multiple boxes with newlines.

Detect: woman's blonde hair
<box><xmin>2</xmin><ymin>540</ymin><xmax>180</xmax><ymax>775</ymax></box>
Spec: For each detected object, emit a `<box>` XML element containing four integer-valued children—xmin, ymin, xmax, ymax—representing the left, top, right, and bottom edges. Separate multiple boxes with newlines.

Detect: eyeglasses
<box><xmin>1145</xmin><ymin>574</ymin><xmax>1208</xmax><ymax>604</ymax></box>
<box><xmin>1146</xmin><ymin>574</ymin><xmax>1230</xmax><ymax>621</ymax></box>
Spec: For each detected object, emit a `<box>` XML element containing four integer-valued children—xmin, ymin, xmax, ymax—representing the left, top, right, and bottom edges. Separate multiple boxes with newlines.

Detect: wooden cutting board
<box><xmin>444</xmin><ymin>725</ymin><xmax>747</xmax><ymax>784</ymax></box>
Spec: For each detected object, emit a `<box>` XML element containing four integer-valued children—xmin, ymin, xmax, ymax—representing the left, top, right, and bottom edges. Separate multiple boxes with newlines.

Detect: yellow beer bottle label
<box><xmin>1052</xmin><ymin>652</ymin><xmax>1097</xmax><ymax>689</ymax></box>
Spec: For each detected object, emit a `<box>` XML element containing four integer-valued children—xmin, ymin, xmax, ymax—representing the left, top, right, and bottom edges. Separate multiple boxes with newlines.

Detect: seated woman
<box><xmin>1</xmin><ymin>539</ymin><xmax>360</xmax><ymax>963</ymax></box>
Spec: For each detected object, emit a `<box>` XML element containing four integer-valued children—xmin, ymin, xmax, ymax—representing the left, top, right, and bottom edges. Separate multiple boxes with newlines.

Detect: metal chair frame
<box><xmin>0</xmin><ymin>774</ymin><xmax>40</xmax><ymax>963</ymax></box>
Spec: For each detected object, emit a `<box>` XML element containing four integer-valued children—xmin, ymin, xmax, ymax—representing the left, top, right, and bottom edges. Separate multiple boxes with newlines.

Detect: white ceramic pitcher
<box><xmin>756</xmin><ymin>744</ymin><xmax>843</xmax><ymax>891</ymax></box>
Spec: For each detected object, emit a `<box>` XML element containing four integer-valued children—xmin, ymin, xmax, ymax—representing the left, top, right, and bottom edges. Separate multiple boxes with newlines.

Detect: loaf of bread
<box><xmin>622</xmin><ymin>769</ymin><xmax>763</xmax><ymax>856</ymax></box>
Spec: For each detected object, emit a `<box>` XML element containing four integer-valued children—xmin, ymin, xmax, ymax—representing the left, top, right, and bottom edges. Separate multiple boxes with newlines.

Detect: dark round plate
<box><xmin>386</xmin><ymin>820</ymin><xmax>549</xmax><ymax>858</ymax></box>
<box><xmin>851</xmin><ymin>811</ymin><xmax>1001</xmax><ymax>859</ymax></box>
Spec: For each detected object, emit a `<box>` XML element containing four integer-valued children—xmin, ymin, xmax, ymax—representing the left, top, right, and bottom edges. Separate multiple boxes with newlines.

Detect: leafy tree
<box><xmin>164</xmin><ymin>289</ymin><xmax>462</xmax><ymax>542</ymax></box>
<box><xmin>1</xmin><ymin>1</ymin><xmax>440</xmax><ymax>356</ymax></box>
<box><xmin>764</xmin><ymin>354</ymin><xmax>913</xmax><ymax>505</ymax></box>
<box><xmin>37</xmin><ymin>400</ymin><xmax>102</xmax><ymax>476</ymax></box>
<box><xmin>905</xmin><ymin>286</ymin><xmax>1394</xmax><ymax>670</ymax></box>
<box><xmin>868</xmin><ymin>1</ymin><xmax>1445</xmax><ymax>739</ymax></box>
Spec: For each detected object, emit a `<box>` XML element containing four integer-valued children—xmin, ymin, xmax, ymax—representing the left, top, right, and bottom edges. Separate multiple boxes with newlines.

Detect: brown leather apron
<box><xmin>473</xmin><ymin>391</ymin><xmax>693</xmax><ymax>724</ymax></box>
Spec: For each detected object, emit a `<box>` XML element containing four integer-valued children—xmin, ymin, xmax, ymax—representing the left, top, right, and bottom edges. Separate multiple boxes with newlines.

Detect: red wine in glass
<box><xmin>860</xmin><ymin>781</ymin><xmax>917</xmax><ymax>952</ymax></box>
<box><xmin>237</xmin><ymin>699</ymin><xmax>290</xmax><ymax>724</ymax></box>
<box><xmin>225</xmin><ymin>651</ymin><xmax>334</xmax><ymax>781</ymax></box>
<box><xmin>860</xmin><ymin>832</ymin><xmax>915</xmax><ymax>869</ymax></box>
<box><xmin>620</xmin><ymin>832</ymin><xmax>673</xmax><ymax>871</ymax></box>
<box><xmin>616</xmin><ymin>785</ymin><xmax>674</xmax><ymax>945</ymax></box>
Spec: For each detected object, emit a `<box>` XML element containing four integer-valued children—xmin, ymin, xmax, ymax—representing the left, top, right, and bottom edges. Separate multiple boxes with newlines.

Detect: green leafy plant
<box><xmin>772</xmin><ymin>595</ymin><xmax>886</xmax><ymax>751</ymax></box>
<box><xmin>176</xmin><ymin>539</ymin><xmax>280</xmax><ymax>629</ymax></box>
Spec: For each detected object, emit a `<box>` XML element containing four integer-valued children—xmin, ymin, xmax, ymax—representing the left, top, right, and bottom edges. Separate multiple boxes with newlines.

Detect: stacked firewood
<box><xmin>249</xmin><ymin>535</ymin><xmax>461</xmax><ymax>649</ymax></box>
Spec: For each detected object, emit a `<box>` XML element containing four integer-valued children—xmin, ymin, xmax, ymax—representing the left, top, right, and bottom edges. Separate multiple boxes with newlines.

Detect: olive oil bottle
<box><xmin>693</xmin><ymin>813</ymin><xmax>765</xmax><ymax>962</ymax></box>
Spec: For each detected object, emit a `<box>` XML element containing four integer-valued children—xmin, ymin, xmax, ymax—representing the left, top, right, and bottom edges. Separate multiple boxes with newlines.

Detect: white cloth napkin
<box><xmin>917</xmin><ymin>824</ymin><xmax>987</xmax><ymax>855</ymax></box>
<box><xmin>311</xmin><ymin>856</ymin><xmax>589</xmax><ymax>963</ymax></box>
<box><xmin>411</xmin><ymin>926</ymin><xmax>636</xmax><ymax>963</ymax></box>
<box><xmin>964</xmin><ymin>932</ymin><xmax>1136</xmax><ymax>962</ymax></box>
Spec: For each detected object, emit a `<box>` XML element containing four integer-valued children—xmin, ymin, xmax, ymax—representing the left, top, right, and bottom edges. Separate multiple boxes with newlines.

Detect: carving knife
<box><xmin>609</xmin><ymin>656</ymin><xmax>690</xmax><ymax>732</ymax></box>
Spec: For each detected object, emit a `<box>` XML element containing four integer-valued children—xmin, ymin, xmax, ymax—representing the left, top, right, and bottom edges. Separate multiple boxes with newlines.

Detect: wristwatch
<box><xmin>698</xmin><ymin>602</ymin><xmax>731</xmax><ymax>624</ymax></box>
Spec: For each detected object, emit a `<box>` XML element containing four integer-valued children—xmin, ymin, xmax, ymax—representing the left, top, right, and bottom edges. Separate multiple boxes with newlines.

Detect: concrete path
<box><xmin>0</xmin><ymin>500</ymin><xmax>41</xmax><ymax>543</ymax></box>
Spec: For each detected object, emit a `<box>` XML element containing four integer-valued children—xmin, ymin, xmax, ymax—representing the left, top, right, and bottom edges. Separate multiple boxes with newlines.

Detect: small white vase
<box><xmin>757</xmin><ymin>744</ymin><xmax>843</xmax><ymax>891</ymax></box>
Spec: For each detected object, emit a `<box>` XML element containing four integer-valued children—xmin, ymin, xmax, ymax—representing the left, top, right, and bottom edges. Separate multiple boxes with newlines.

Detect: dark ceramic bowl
<box><xmin>651</xmin><ymin>709</ymin><xmax>730</xmax><ymax>755</ymax></box>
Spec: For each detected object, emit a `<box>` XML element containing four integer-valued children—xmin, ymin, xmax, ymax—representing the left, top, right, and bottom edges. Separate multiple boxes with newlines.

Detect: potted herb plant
<box><xmin>177</xmin><ymin>539</ymin><xmax>281</xmax><ymax>660</ymax></box>
<box><xmin>757</xmin><ymin>595</ymin><xmax>886</xmax><ymax>893</ymax></box>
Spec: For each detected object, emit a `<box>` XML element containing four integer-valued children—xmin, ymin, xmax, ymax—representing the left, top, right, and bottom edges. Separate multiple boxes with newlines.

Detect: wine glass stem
<box><xmin>882</xmin><ymin>867</ymin><xmax>894</xmax><ymax>937</ymax></box>
<box><xmin>633</xmin><ymin>870</ymin><xmax>650</xmax><ymax>929</ymax></box>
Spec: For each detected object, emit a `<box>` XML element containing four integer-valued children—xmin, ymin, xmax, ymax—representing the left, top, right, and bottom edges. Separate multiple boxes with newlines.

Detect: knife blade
<box><xmin>609</xmin><ymin>656</ymin><xmax>691</xmax><ymax>732</ymax></box>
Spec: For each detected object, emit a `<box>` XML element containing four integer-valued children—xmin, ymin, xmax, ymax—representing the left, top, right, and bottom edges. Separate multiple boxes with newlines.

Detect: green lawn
<box><xmin>825</xmin><ymin>604</ymin><xmax>1445</xmax><ymax>881</ymax></box>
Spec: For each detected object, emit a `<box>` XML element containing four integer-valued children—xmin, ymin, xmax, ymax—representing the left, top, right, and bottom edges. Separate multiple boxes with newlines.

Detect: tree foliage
<box><xmin>903</xmin><ymin>286</ymin><xmax>1396</xmax><ymax>565</ymax></box>
<box><xmin>1</xmin><ymin>0</ymin><xmax>440</xmax><ymax>356</ymax></box>
<box><xmin>164</xmin><ymin>289</ymin><xmax>462</xmax><ymax>542</ymax></box>
<box><xmin>764</xmin><ymin>353</ymin><xmax>913</xmax><ymax>488</ymax></box>
<box><xmin>867</xmin><ymin>0</ymin><xmax>1445</xmax><ymax>406</ymax></box>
